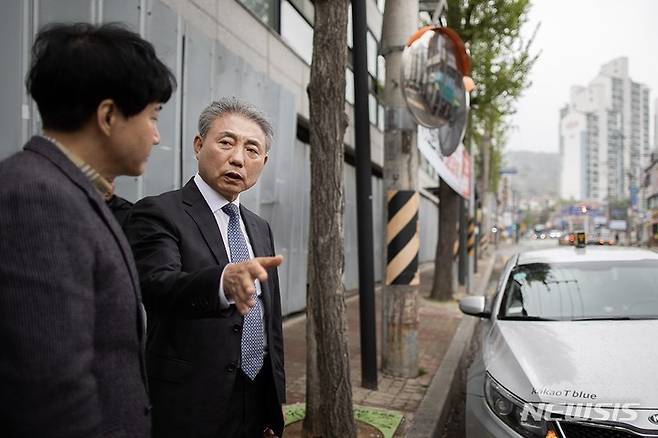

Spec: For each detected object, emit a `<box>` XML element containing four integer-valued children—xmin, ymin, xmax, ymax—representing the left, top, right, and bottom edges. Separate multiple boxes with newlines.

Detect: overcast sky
<box><xmin>506</xmin><ymin>0</ymin><xmax>658</xmax><ymax>154</ymax></box>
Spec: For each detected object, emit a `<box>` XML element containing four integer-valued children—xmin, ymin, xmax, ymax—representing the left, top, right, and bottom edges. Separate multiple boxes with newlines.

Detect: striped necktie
<box><xmin>221</xmin><ymin>203</ymin><xmax>264</xmax><ymax>380</ymax></box>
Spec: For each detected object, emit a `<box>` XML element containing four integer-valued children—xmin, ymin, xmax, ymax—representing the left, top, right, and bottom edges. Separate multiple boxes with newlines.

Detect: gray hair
<box><xmin>197</xmin><ymin>97</ymin><xmax>274</xmax><ymax>152</ymax></box>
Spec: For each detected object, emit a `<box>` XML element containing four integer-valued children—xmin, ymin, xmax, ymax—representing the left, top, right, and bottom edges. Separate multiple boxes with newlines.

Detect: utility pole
<box><xmin>381</xmin><ymin>0</ymin><xmax>420</xmax><ymax>377</ymax></box>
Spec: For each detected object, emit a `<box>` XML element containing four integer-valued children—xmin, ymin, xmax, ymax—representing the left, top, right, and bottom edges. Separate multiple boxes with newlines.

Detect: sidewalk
<box><xmin>282</xmin><ymin>250</ymin><xmax>497</xmax><ymax>437</ymax></box>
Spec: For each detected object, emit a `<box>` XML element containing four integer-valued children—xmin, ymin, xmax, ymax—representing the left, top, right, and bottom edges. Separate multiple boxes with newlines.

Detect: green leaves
<box><xmin>446</xmin><ymin>0</ymin><xmax>539</xmax><ymax>191</ymax></box>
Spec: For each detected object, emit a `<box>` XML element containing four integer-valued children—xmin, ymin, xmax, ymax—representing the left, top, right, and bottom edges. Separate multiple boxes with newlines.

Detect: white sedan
<box><xmin>460</xmin><ymin>246</ymin><xmax>658</xmax><ymax>438</ymax></box>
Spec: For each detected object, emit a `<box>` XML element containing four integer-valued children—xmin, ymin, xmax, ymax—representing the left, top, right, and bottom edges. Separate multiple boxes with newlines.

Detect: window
<box><xmin>369</xmin><ymin>94</ymin><xmax>377</xmax><ymax>125</ymax></box>
<box><xmin>367</xmin><ymin>31</ymin><xmax>377</xmax><ymax>77</ymax></box>
<box><xmin>500</xmin><ymin>261</ymin><xmax>658</xmax><ymax>321</ymax></box>
<box><xmin>346</xmin><ymin>68</ymin><xmax>355</xmax><ymax>104</ymax></box>
<box><xmin>280</xmin><ymin>1</ymin><xmax>313</xmax><ymax>64</ymax></box>
<box><xmin>287</xmin><ymin>0</ymin><xmax>314</xmax><ymax>24</ymax></box>
<box><xmin>347</xmin><ymin>4</ymin><xmax>353</xmax><ymax>48</ymax></box>
<box><xmin>238</xmin><ymin>0</ymin><xmax>278</xmax><ymax>29</ymax></box>
<box><xmin>377</xmin><ymin>55</ymin><xmax>386</xmax><ymax>87</ymax></box>
<box><xmin>378</xmin><ymin>104</ymin><xmax>385</xmax><ymax>131</ymax></box>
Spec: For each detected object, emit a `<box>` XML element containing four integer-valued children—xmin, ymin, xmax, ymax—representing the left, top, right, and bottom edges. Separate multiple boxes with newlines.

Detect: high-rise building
<box><xmin>654</xmin><ymin>98</ymin><xmax>658</xmax><ymax>148</ymax></box>
<box><xmin>559</xmin><ymin>57</ymin><xmax>651</xmax><ymax>204</ymax></box>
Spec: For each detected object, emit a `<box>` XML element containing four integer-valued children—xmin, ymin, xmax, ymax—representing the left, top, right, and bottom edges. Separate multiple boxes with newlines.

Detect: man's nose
<box><xmin>228</xmin><ymin>145</ymin><xmax>245</xmax><ymax>166</ymax></box>
<box><xmin>153</xmin><ymin>125</ymin><xmax>161</xmax><ymax>145</ymax></box>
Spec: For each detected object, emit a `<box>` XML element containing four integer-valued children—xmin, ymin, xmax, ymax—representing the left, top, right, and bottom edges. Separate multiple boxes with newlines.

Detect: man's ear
<box><xmin>97</xmin><ymin>99</ymin><xmax>116</xmax><ymax>136</ymax></box>
<box><xmin>193</xmin><ymin>135</ymin><xmax>203</xmax><ymax>157</ymax></box>
<box><xmin>263</xmin><ymin>154</ymin><xmax>268</xmax><ymax>166</ymax></box>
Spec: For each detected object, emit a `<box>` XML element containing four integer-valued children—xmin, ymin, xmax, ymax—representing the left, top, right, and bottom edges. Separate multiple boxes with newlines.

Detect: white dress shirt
<box><xmin>193</xmin><ymin>174</ymin><xmax>263</xmax><ymax>309</ymax></box>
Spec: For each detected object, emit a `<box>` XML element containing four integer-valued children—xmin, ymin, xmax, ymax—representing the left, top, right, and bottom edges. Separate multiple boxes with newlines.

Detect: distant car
<box><xmin>558</xmin><ymin>233</ymin><xmax>575</xmax><ymax>246</ymax></box>
<box><xmin>460</xmin><ymin>246</ymin><xmax>658</xmax><ymax>438</ymax></box>
<box><xmin>588</xmin><ymin>235</ymin><xmax>616</xmax><ymax>246</ymax></box>
<box><xmin>548</xmin><ymin>230</ymin><xmax>563</xmax><ymax>239</ymax></box>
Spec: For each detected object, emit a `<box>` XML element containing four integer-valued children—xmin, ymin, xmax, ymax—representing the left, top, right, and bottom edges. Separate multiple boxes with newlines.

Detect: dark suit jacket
<box><xmin>0</xmin><ymin>137</ymin><xmax>150</xmax><ymax>438</ymax></box>
<box><xmin>124</xmin><ymin>179</ymin><xmax>285</xmax><ymax>438</ymax></box>
<box><xmin>108</xmin><ymin>195</ymin><xmax>134</xmax><ymax>228</ymax></box>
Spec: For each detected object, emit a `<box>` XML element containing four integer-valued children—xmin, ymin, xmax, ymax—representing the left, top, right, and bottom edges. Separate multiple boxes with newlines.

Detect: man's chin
<box><xmin>124</xmin><ymin>162</ymin><xmax>148</xmax><ymax>177</ymax></box>
<box><xmin>215</xmin><ymin>185</ymin><xmax>240</xmax><ymax>201</ymax></box>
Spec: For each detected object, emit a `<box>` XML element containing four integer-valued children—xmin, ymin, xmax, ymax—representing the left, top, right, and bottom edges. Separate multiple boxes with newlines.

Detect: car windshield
<box><xmin>499</xmin><ymin>260</ymin><xmax>658</xmax><ymax>321</ymax></box>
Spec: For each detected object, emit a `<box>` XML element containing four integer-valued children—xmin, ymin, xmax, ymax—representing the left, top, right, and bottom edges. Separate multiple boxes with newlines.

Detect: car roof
<box><xmin>517</xmin><ymin>246</ymin><xmax>658</xmax><ymax>265</ymax></box>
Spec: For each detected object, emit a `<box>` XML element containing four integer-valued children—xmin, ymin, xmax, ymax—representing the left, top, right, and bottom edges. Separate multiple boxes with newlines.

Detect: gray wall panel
<box><xmin>38</xmin><ymin>0</ymin><xmax>93</xmax><ymax>24</ymax></box>
<box><xmin>213</xmin><ymin>47</ymin><xmax>246</xmax><ymax>101</ymax></box>
<box><xmin>142</xmin><ymin>0</ymin><xmax>180</xmax><ymax>197</ymax></box>
<box><xmin>343</xmin><ymin>165</ymin><xmax>358</xmax><ymax>290</ymax></box>
<box><xmin>102</xmin><ymin>0</ymin><xmax>140</xmax><ymax>30</ymax></box>
<box><xmin>343</xmin><ymin>167</ymin><xmax>385</xmax><ymax>291</ymax></box>
<box><xmin>280</xmin><ymin>139</ymin><xmax>311</xmax><ymax>314</ymax></box>
<box><xmin>259</xmin><ymin>89</ymin><xmax>300</xmax><ymax>314</ymax></box>
<box><xmin>181</xmin><ymin>23</ymin><xmax>213</xmax><ymax>183</ymax></box>
<box><xmin>419</xmin><ymin>195</ymin><xmax>439</xmax><ymax>262</ymax></box>
<box><xmin>371</xmin><ymin>177</ymin><xmax>384</xmax><ymax>281</ymax></box>
<box><xmin>0</xmin><ymin>0</ymin><xmax>24</xmax><ymax>160</ymax></box>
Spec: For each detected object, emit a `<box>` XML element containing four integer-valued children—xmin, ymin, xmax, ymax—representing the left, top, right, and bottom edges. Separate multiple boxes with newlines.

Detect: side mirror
<box><xmin>459</xmin><ymin>295</ymin><xmax>491</xmax><ymax>318</ymax></box>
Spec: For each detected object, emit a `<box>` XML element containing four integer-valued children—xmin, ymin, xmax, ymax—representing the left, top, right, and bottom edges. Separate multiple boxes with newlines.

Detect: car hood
<box><xmin>486</xmin><ymin>320</ymin><xmax>658</xmax><ymax>408</ymax></box>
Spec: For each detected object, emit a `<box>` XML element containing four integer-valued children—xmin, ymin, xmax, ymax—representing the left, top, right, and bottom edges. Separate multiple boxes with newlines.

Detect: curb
<box><xmin>406</xmin><ymin>253</ymin><xmax>497</xmax><ymax>438</ymax></box>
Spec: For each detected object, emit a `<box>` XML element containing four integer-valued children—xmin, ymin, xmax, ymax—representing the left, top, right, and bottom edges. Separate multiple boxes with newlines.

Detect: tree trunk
<box><xmin>480</xmin><ymin>134</ymin><xmax>493</xmax><ymax>253</ymax></box>
<box><xmin>380</xmin><ymin>0</ymin><xmax>420</xmax><ymax>379</ymax></box>
<box><xmin>302</xmin><ymin>284</ymin><xmax>321</xmax><ymax>435</ymax></box>
<box><xmin>481</xmin><ymin>134</ymin><xmax>491</xmax><ymax>193</ymax></box>
<box><xmin>431</xmin><ymin>181</ymin><xmax>459</xmax><ymax>301</ymax></box>
<box><xmin>303</xmin><ymin>1</ymin><xmax>356</xmax><ymax>437</ymax></box>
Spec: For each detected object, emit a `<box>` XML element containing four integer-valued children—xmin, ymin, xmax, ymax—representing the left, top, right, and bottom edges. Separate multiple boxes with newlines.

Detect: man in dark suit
<box><xmin>125</xmin><ymin>98</ymin><xmax>286</xmax><ymax>438</ymax></box>
<box><xmin>108</xmin><ymin>194</ymin><xmax>135</xmax><ymax>228</ymax></box>
<box><xmin>0</xmin><ymin>23</ymin><xmax>176</xmax><ymax>437</ymax></box>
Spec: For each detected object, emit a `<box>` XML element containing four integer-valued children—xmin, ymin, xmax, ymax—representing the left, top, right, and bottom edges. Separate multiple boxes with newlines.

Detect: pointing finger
<box><xmin>255</xmin><ymin>255</ymin><xmax>284</xmax><ymax>269</ymax></box>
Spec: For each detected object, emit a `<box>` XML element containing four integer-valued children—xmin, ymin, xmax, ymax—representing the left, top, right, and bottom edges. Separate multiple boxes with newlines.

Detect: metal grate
<box><xmin>559</xmin><ymin>422</ymin><xmax>652</xmax><ymax>438</ymax></box>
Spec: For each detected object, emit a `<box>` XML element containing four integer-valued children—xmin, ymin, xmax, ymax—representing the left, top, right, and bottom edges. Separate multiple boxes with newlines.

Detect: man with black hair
<box><xmin>0</xmin><ymin>22</ymin><xmax>176</xmax><ymax>438</ymax></box>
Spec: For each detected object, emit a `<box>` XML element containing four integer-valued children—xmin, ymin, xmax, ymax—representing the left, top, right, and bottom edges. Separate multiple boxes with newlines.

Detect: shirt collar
<box><xmin>193</xmin><ymin>173</ymin><xmax>240</xmax><ymax>213</ymax></box>
<box><xmin>42</xmin><ymin>135</ymin><xmax>114</xmax><ymax>201</ymax></box>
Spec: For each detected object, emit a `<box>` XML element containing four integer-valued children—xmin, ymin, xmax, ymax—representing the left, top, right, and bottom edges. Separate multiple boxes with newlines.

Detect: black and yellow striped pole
<box><xmin>386</xmin><ymin>190</ymin><xmax>420</xmax><ymax>286</ymax></box>
<box><xmin>467</xmin><ymin>217</ymin><xmax>475</xmax><ymax>257</ymax></box>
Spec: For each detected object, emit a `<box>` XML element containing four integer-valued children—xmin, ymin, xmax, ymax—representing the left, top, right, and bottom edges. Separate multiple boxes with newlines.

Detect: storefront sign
<box><xmin>418</xmin><ymin>125</ymin><xmax>471</xmax><ymax>199</ymax></box>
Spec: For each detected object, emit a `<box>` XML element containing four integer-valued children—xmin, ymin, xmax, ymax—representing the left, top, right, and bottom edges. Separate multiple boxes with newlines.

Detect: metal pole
<box><xmin>458</xmin><ymin>197</ymin><xmax>467</xmax><ymax>286</ymax></box>
<box><xmin>351</xmin><ymin>0</ymin><xmax>377</xmax><ymax>390</ymax></box>
<box><xmin>468</xmin><ymin>150</ymin><xmax>475</xmax><ymax>293</ymax></box>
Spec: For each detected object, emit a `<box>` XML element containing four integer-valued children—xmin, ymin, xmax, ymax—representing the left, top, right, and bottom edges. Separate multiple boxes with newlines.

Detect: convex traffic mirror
<box><xmin>401</xmin><ymin>26</ymin><xmax>471</xmax><ymax>156</ymax></box>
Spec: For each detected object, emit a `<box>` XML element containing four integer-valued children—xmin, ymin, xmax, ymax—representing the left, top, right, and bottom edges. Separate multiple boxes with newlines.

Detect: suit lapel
<box><xmin>182</xmin><ymin>179</ymin><xmax>230</xmax><ymax>264</ymax></box>
<box><xmin>241</xmin><ymin>205</ymin><xmax>273</xmax><ymax>322</ymax></box>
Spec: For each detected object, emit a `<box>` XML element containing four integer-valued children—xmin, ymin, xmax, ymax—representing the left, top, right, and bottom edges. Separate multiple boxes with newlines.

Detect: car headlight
<box><xmin>484</xmin><ymin>373</ymin><xmax>559</xmax><ymax>438</ymax></box>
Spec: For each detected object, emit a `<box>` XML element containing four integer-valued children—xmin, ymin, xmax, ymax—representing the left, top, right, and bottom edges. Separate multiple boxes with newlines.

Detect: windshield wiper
<box><xmin>571</xmin><ymin>316</ymin><xmax>658</xmax><ymax>321</ymax></box>
<box><xmin>500</xmin><ymin>316</ymin><xmax>558</xmax><ymax>321</ymax></box>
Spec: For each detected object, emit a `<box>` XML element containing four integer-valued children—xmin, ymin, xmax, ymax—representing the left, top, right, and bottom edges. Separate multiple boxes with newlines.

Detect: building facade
<box><xmin>0</xmin><ymin>0</ymin><xmax>445</xmax><ymax>316</ymax></box>
<box><xmin>654</xmin><ymin>98</ymin><xmax>658</xmax><ymax>149</ymax></box>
